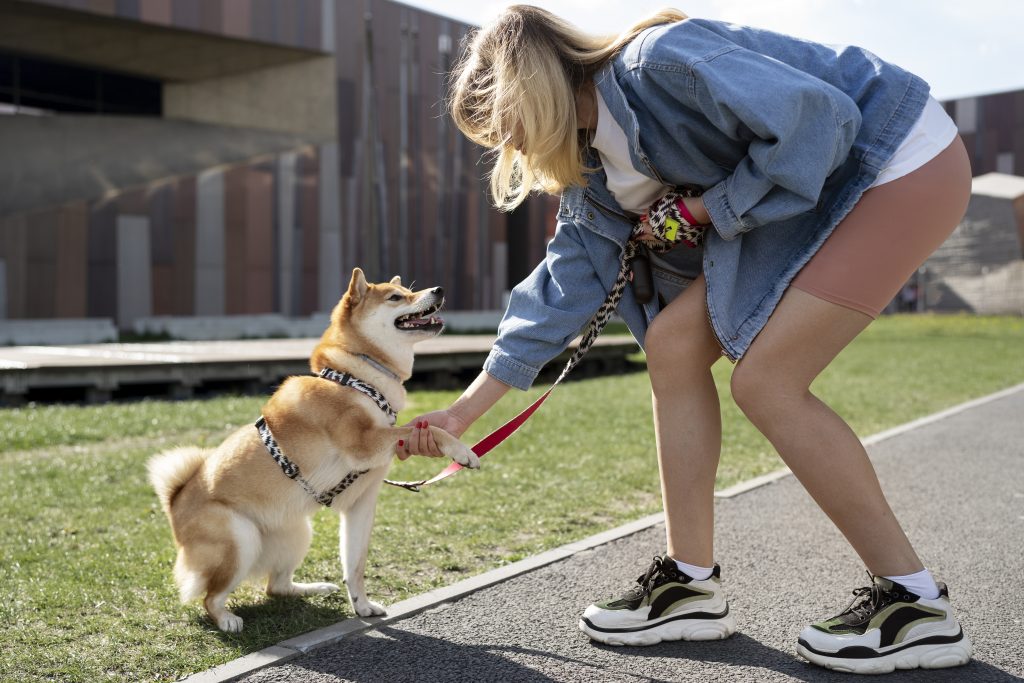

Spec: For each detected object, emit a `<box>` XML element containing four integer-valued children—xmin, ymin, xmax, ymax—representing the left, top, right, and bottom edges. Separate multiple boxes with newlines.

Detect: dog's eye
<box><xmin>388</xmin><ymin>294</ymin><xmax>403</xmax><ymax>302</ymax></box>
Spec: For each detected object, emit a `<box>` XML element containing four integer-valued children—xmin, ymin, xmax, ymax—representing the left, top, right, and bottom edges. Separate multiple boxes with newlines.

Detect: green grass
<box><xmin>1</xmin><ymin>314</ymin><xmax>1022</xmax><ymax>682</ymax></box>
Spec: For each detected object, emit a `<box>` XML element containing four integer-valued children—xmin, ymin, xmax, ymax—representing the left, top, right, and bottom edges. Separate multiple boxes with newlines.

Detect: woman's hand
<box><xmin>395</xmin><ymin>409</ymin><xmax>470</xmax><ymax>460</ymax></box>
<box><xmin>640</xmin><ymin>193</ymin><xmax>710</xmax><ymax>249</ymax></box>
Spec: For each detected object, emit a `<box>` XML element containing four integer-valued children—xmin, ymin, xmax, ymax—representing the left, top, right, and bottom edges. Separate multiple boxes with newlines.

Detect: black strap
<box><xmin>255</xmin><ymin>416</ymin><xmax>368</xmax><ymax>507</ymax></box>
<box><xmin>318</xmin><ymin>367</ymin><xmax>397</xmax><ymax>424</ymax></box>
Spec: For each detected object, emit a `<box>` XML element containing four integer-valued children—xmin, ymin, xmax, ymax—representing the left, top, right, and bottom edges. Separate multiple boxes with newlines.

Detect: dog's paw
<box><xmin>299</xmin><ymin>581</ymin><xmax>341</xmax><ymax>595</ymax></box>
<box><xmin>217</xmin><ymin>612</ymin><xmax>244</xmax><ymax>633</ymax></box>
<box><xmin>353</xmin><ymin>598</ymin><xmax>387</xmax><ymax>617</ymax></box>
<box><xmin>451</xmin><ymin>444</ymin><xmax>480</xmax><ymax>469</ymax></box>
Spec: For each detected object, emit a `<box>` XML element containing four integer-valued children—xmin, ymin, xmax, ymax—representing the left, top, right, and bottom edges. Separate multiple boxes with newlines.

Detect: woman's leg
<box><xmin>730</xmin><ymin>138</ymin><xmax>972</xmax><ymax>576</ymax></box>
<box><xmin>644</xmin><ymin>273</ymin><xmax>725</xmax><ymax>567</ymax></box>
<box><xmin>730</xmin><ymin>289</ymin><xmax>918</xmax><ymax>573</ymax></box>
<box><xmin>579</xmin><ymin>273</ymin><xmax>734</xmax><ymax>645</ymax></box>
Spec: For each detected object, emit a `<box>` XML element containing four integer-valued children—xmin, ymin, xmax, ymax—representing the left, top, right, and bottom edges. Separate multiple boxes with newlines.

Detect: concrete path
<box><xmin>232</xmin><ymin>387</ymin><xmax>1024</xmax><ymax>682</ymax></box>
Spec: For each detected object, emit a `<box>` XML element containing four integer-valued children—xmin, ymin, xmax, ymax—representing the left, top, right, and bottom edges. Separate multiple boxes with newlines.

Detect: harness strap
<box><xmin>319</xmin><ymin>367</ymin><xmax>397</xmax><ymax>424</ymax></box>
<box><xmin>255</xmin><ymin>416</ymin><xmax>368</xmax><ymax>507</ymax></box>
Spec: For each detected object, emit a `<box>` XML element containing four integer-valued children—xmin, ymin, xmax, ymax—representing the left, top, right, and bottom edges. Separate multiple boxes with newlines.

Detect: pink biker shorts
<box><xmin>790</xmin><ymin>136</ymin><xmax>972</xmax><ymax>318</ymax></box>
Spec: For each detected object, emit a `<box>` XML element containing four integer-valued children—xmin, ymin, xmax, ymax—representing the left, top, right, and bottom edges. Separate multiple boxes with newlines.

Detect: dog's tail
<box><xmin>147</xmin><ymin>447</ymin><xmax>206</xmax><ymax>517</ymax></box>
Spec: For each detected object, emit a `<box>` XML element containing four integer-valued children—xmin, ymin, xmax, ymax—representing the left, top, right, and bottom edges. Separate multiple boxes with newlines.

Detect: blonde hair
<box><xmin>449</xmin><ymin>5</ymin><xmax>687</xmax><ymax>210</ymax></box>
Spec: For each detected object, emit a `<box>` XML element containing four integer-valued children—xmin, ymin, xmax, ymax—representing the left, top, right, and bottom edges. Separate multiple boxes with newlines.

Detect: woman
<box><xmin>401</xmin><ymin>5</ymin><xmax>972</xmax><ymax>673</ymax></box>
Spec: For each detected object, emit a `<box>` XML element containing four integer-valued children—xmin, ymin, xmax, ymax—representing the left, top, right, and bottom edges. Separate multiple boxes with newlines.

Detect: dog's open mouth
<box><xmin>395</xmin><ymin>300</ymin><xmax>444</xmax><ymax>332</ymax></box>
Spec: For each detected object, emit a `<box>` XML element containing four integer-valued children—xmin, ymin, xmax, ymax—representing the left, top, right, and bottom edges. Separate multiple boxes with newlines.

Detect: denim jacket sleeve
<box><xmin>484</xmin><ymin>218</ymin><xmax>610</xmax><ymax>391</ymax></box>
<box><xmin>640</xmin><ymin>33</ymin><xmax>862</xmax><ymax>240</ymax></box>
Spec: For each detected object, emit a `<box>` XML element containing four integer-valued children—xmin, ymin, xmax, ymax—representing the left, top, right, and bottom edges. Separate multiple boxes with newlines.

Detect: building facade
<box><xmin>1</xmin><ymin>1</ymin><xmax>1020</xmax><ymax>332</ymax></box>
<box><xmin>0</xmin><ymin>0</ymin><xmax>555</xmax><ymax>331</ymax></box>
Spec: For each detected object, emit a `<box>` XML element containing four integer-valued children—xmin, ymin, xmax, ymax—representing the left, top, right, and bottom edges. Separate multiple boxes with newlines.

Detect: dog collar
<box><xmin>357</xmin><ymin>353</ymin><xmax>401</xmax><ymax>382</ymax></box>
<box><xmin>255</xmin><ymin>416</ymin><xmax>368</xmax><ymax>507</ymax></box>
<box><xmin>318</xmin><ymin>367</ymin><xmax>398</xmax><ymax>424</ymax></box>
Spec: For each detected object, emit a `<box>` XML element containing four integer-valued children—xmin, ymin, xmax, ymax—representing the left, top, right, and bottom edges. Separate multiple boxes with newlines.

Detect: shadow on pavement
<box><xmin>283</xmin><ymin>626</ymin><xmax>1022</xmax><ymax>683</ymax></box>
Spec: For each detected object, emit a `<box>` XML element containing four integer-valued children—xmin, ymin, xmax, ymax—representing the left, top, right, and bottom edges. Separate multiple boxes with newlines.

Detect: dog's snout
<box><xmin>432</xmin><ymin>287</ymin><xmax>444</xmax><ymax>298</ymax></box>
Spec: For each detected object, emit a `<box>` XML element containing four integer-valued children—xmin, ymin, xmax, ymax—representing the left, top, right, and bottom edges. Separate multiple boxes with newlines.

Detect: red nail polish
<box><xmin>398</xmin><ymin>440</ymin><xmax>404</xmax><ymax>447</ymax></box>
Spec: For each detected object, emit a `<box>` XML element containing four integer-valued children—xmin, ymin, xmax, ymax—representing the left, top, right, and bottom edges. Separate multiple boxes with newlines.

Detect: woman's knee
<box><xmin>730</xmin><ymin>357</ymin><xmax>803</xmax><ymax>422</ymax></box>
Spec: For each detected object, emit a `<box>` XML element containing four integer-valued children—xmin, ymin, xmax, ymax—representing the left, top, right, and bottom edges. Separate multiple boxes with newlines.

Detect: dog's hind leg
<box><xmin>265</xmin><ymin>519</ymin><xmax>340</xmax><ymax>597</ymax></box>
<box><xmin>339</xmin><ymin>476</ymin><xmax>386</xmax><ymax>617</ymax></box>
<box><xmin>193</xmin><ymin>508</ymin><xmax>261</xmax><ymax>632</ymax></box>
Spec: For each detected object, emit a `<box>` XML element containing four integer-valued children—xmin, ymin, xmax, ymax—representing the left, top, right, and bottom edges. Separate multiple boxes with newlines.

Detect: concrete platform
<box><xmin>0</xmin><ymin>335</ymin><xmax>640</xmax><ymax>404</ymax></box>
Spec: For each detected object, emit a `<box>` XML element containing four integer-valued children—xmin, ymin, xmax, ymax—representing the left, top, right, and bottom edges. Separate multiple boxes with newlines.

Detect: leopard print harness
<box><xmin>254</xmin><ymin>366</ymin><xmax>397</xmax><ymax>507</ymax></box>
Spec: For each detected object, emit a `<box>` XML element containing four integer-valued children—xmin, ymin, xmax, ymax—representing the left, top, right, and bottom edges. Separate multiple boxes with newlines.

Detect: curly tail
<box><xmin>147</xmin><ymin>447</ymin><xmax>206</xmax><ymax>515</ymax></box>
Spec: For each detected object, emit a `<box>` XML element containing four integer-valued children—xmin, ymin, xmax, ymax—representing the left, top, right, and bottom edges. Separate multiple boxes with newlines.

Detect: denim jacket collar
<box><xmin>592</xmin><ymin>62</ymin><xmax>667</xmax><ymax>185</ymax></box>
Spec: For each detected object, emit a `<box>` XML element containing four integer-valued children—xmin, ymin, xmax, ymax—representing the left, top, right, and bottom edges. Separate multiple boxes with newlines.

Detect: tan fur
<box><xmin>148</xmin><ymin>269</ymin><xmax>479</xmax><ymax>632</ymax></box>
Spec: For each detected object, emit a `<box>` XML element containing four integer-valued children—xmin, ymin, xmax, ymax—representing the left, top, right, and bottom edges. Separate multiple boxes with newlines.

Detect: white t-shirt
<box><xmin>868</xmin><ymin>96</ymin><xmax>958</xmax><ymax>188</ymax></box>
<box><xmin>590</xmin><ymin>89</ymin><xmax>667</xmax><ymax>215</ymax></box>
<box><xmin>590</xmin><ymin>89</ymin><xmax>958</xmax><ymax>211</ymax></box>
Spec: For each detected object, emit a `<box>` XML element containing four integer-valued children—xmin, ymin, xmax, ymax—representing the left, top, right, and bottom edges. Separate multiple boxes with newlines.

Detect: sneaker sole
<box><xmin>579</xmin><ymin>612</ymin><xmax>736</xmax><ymax>646</ymax></box>
<box><xmin>796</xmin><ymin>629</ymin><xmax>972</xmax><ymax>674</ymax></box>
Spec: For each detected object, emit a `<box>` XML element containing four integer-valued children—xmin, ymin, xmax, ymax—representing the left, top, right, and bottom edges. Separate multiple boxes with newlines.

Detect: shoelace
<box><xmin>628</xmin><ymin>556</ymin><xmax>676</xmax><ymax>599</ymax></box>
<box><xmin>842</xmin><ymin>572</ymin><xmax>891</xmax><ymax>620</ymax></box>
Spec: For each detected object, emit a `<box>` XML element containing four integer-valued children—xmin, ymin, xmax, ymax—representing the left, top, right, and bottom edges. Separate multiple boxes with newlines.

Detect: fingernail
<box><xmin>398</xmin><ymin>440</ymin><xmax>404</xmax><ymax>447</ymax></box>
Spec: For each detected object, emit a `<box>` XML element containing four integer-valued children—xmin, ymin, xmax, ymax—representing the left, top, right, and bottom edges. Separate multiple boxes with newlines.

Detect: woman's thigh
<box><xmin>789</xmin><ymin>137</ymin><xmax>973</xmax><ymax>318</ymax></box>
<box><xmin>645</xmin><ymin>273</ymin><xmax>723</xmax><ymax>385</ymax></box>
<box><xmin>739</xmin><ymin>137</ymin><xmax>973</xmax><ymax>391</ymax></box>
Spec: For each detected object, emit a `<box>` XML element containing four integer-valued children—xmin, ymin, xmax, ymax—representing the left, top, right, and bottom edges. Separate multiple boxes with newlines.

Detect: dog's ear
<box><xmin>389</xmin><ymin>275</ymin><xmax>402</xmax><ymax>286</ymax></box>
<box><xmin>346</xmin><ymin>268</ymin><xmax>369</xmax><ymax>305</ymax></box>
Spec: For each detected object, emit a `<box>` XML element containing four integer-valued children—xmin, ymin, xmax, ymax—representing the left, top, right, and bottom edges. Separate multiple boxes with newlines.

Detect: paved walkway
<box><xmin>231</xmin><ymin>387</ymin><xmax>1024</xmax><ymax>682</ymax></box>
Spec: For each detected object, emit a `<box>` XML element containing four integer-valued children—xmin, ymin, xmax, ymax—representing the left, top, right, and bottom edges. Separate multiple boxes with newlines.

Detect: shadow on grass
<box><xmin>195</xmin><ymin>593</ymin><xmax>353</xmax><ymax>647</ymax></box>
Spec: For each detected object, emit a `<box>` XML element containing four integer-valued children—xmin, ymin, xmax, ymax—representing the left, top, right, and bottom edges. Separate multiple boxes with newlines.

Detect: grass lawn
<box><xmin>1</xmin><ymin>314</ymin><xmax>1022</xmax><ymax>682</ymax></box>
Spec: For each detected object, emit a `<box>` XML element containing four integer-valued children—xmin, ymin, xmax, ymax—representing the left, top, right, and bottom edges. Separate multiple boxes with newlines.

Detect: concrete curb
<box><xmin>183</xmin><ymin>382</ymin><xmax>1024</xmax><ymax>682</ymax></box>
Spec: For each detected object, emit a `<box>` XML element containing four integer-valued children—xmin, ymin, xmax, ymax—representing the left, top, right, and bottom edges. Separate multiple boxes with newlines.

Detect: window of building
<box><xmin>0</xmin><ymin>50</ymin><xmax>161</xmax><ymax>116</ymax></box>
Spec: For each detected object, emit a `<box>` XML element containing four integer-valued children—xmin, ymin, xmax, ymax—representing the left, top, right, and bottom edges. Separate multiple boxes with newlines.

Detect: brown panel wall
<box><xmin>0</xmin><ymin>214</ymin><xmax>29</xmax><ymax>319</ymax></box>
<box><xmin>149</xmin><ymin>182</ymin><xmax>174</xmax><ymax>316</ymax></box>
<box><xmin>87</xmin><ymin>200</ymin><xmax>117</xmax><ymax>319</ymax></box>
<box><xmin>220</xmin><ymin>0</ymin><xmax>250</xmax><ymax>39</ymax></box>
<box><xmin>54</xmin><ymin>203</ymin><xmax>88</xmax><ymax>317</ymax></box>
<box><xmin>172</xmin><ymin>177</ymin><xmax>197</xmax><ymax>316</ymax></box>
<box><xmin>222</xmin><ymin>165</ymin><xmax>246</xmax><ymax>314</ymax></box>
<box><xmin>298</xmin><ymin>148</ymin><xmax>320</xmax><ymax>315</ymax></box>
<box><xmin>244</xmin><ymin>161</ymin><xmax>275</xmax><ymax>314</ymax></box>
<box><xmin>25</xmin><ymin>211</ymin><xmax>58</xmax><ymax>318</ymax></box>
<box><xmin>18</xmin><ymin>0</ymin><xmax>316</xmax><ymax>49</ymax></box>
<box><xmin>139</xmin><ymin>0</ymin><xmax>171</xmax><ymax>25</ymax></box>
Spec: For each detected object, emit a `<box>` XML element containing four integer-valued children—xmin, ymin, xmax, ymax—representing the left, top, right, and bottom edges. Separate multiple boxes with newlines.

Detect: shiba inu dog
<box><xmin>148</xmin><ymin>268</ymin><xmax>479</xmax><ymax>632</ymax></box>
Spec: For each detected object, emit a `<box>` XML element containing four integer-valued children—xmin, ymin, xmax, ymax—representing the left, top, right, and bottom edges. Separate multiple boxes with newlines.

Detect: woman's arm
<box><xmin>400</xmin><ymin>371</ymin><xmax>511</xmax><ymax>458</ymax></box>
<box><xmin>639</xmin><ymin>24</ymin><xmax>862</xmax><ymax>239</ymax></box>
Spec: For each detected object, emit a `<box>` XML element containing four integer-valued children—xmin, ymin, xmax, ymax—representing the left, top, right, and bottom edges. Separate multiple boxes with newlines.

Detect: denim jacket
<box><xmin>484</xmin><ymin>18</ymin><xmax>931</xmax><ymax>390</ymax></box>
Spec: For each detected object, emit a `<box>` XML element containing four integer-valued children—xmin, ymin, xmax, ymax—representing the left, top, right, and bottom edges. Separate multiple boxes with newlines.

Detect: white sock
<box><xmin>672</xmin><ymin>558</ymin><xmax>714</xmax><ymax>581</ymax></box>
<box><xmin>884</xmin><ymin>569</ymin><xmax>940</xmax><ymax>600</ymax></box>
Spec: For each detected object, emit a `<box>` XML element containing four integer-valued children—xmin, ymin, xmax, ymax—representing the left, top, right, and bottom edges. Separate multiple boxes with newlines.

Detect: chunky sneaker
<box><xmin>579</xmin><ymin>556</ymin><xmax>736</xmax><ymax>646</ymax></box>
<box><xmin>797</xmin><ymin>573</ymin><xmax>972</xmax><ymax>674</ymax></box>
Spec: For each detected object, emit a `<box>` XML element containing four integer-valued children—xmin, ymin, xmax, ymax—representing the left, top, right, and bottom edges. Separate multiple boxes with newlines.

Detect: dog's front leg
<box><xmin>338</xmin><ymin>475</ymin><xmax>387</xmax><ymax>617</ymax></box>
<box><xmin>373</xmin><ymin>425</ymin><xmax>480</xmax><ymax>468</ymax></box>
